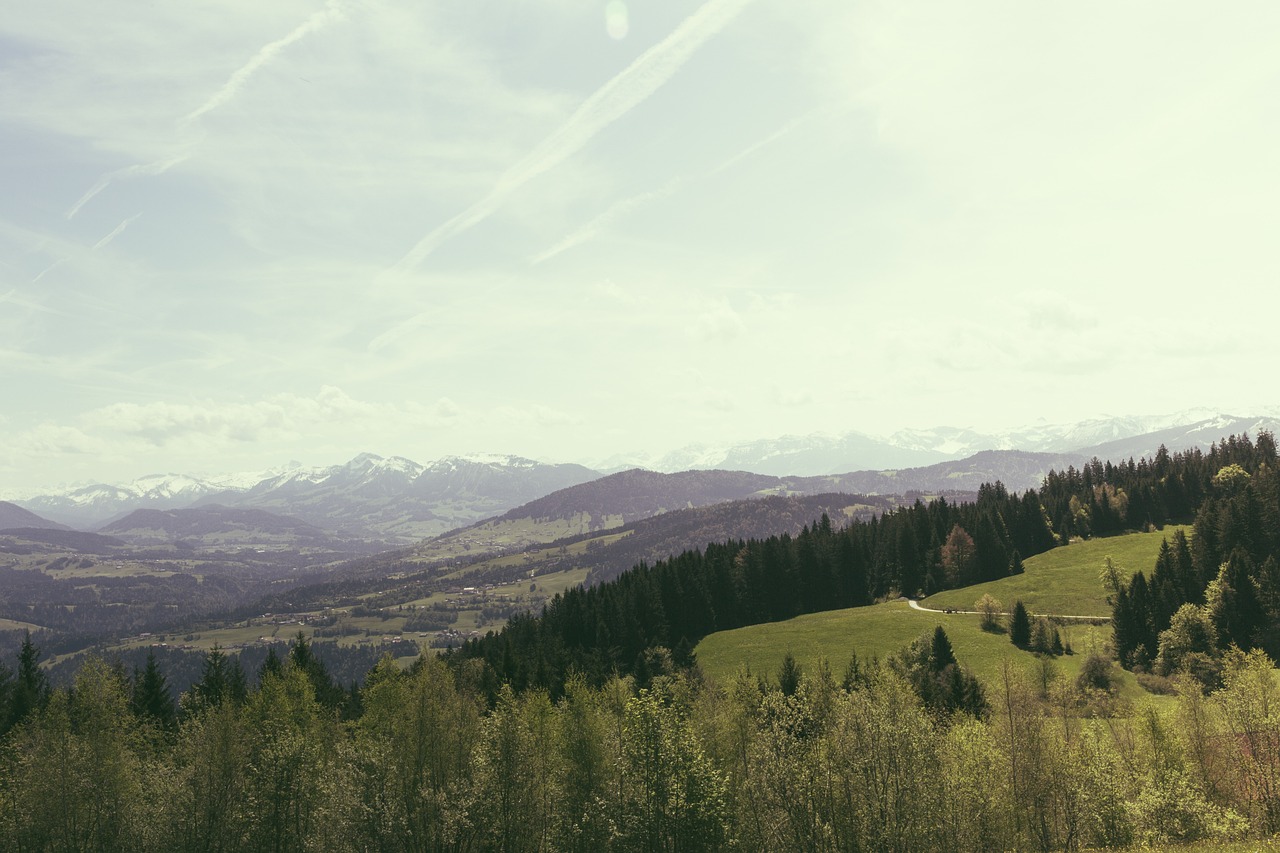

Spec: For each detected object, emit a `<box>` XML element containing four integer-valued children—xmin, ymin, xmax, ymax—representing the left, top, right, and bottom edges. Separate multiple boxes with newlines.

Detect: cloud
<box><xmin>530</xmin><ymin>106</ymin><xmax>821</xmax><ymax>265</ymax></box>
<box><xmin>66</xmin><ymin>156</ymin><xmax>187</xmax><ymax>219</ymax></box>
<box><xmin>92</xmin><ymin>213</ymin><xmax>142</xmax><ymax>250</ymax></box>
<box><xmin>531</xmin><ymin>177</ymin><xmax>684</xmax><ymax>264</ymax></box>
<box><xmin>687</xmin><ymin>301</ymin><xmax>746</xmax><ymax>342</ymax></box>
<box><xmin>494</xmin><ymin>404</ymin><xmax>579</xmax><ymax>428</ymax></box>
<box><xmin>394</xmin><ymin>0</ymin><xmax>754</xmax><ymax>271</ymax></box>
<box><xmin>81</xmin><ymin>386</ymin><xmax>383</xmax><ymax>447</ymax></box>
<box><xmin>62</xmin><ymin>1</ymin><xmax>345</xmax><ymax>220</ymax></box>
<box><xmin>179</xmin><ymin>0</ymin><xmax>347</xmax><ymax>128</ymax></box>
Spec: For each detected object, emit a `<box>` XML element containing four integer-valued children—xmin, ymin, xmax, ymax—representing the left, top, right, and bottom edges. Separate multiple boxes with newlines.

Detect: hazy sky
<box><xmin>3</xmin><ymin>0</ymin><xmax>1279</xmax><ymax>492</ymax></box>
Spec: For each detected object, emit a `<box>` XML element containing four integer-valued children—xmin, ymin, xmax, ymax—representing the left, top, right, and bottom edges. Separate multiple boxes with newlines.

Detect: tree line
<box><xmin>449</xmin><ymin>481</ymin><xmax>1059</xmax><ymax>696</ymax></box>
<box><xmin>1</xmin><ymin>626</ymin><xmax>1278</xmax><ymax>851</ymax></box>
<box><xmin>1106</xmin><ymin>434</ymin><xmax>1280</xmax><ymax>685</ymax></box>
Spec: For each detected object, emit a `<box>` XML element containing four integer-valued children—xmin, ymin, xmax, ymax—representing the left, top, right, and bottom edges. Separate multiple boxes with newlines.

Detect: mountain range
<box><xmin>10</xmin><ymin>412</ymin><xmax>1278</xmax><ymax>546</ymax></box>
<box><xmin>596</xmin><ymin>410</ymin><xmax>1280</xmax><ymax>476</ymax></box>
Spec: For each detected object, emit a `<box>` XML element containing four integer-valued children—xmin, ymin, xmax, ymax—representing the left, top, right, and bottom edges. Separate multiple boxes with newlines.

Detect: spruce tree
<box><xmin>8</xmin><ymin>631</ymin><xmax>48</xmax><ymax>731</ymax></box>
<box><xmin>131</xmin><ymin>649</ymin><xmax>176</xmax><ymax>730</ymax></box>
<box><xmin>777</xmin><ymin>651</ymin><xmax>802</xmax><ymax>696</ymax></box>
<box><xmin>930</xmin><ymin>625</ymin><xmax>956</xmax><ymax>671</ymax></box>
<box><xmin>1009</xmin><ymin>601</ymin><xmax>1032</xmax><ymax>648</ymax></box>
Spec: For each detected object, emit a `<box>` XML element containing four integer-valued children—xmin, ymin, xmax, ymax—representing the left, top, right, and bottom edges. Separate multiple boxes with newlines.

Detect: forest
<box><xmin>1</xmin><ymin>433</ymin><xmax>1279</xmax><ymax>850</ymax></box>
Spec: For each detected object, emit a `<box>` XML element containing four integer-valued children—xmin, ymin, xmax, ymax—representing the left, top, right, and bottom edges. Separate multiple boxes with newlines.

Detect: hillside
<box><xmin>922</xmin><ymin>526</ymin><xmax>1191</xmax><ymax>617</ymax></box>
<box><xmin>694</xmin><ymin>526</ymin><xmax>1184</xmax><ymax>691</ymax></box>
<box><xmin>409</xmin><ymin>451</ymin><xmax>1067</xmax><ymax>568</ymax></box>
<box><xmin>0</xmin><ymin>501</ymin><xmax>70</xmax><ymax>532</ymax></box>
<box><xmin>256</xmin><ymin>492</ymin><xmax>897</xmax><ymax>614</ymax></box>
<box><xmin>99</xmin><ymin>505</ymin><xmax>365</xmax><ymax>552</ymax></box>
<box><xmin>694</xmin><ymin>600</ymin><xmax>1127</xmax><ymax>698</ymax></box>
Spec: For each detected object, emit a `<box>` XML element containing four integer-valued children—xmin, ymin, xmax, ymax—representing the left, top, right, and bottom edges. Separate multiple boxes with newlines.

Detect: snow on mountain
<box><xmin>622</xmin><ymin>410</ymin><xmax>1279</xmax><ymax>477</ymax></box>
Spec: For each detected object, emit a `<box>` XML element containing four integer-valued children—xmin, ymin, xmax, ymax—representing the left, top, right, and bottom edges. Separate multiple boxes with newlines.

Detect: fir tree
<box><xmin>131</xmin><ymin>649</ymin><xmax>176</xmax><ymax>730</ymax></box>
<box><xmin>777</xmin><ymin>652</ymin><xmax>802</xmax><ymax>696</ymax></box>
<box><xmin>1009</xmin><ymin>601</ymin><xmax>1032</xmax><ymax>648</ymax></box>
<box><xmin>930</xmin><ymin>625</ymin><xmax>957</xmax><ymax>671</ymax></box>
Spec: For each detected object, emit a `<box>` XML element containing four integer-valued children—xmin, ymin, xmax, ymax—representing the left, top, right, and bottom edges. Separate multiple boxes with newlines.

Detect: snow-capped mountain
<box><xmin>15</xmin><ymin>453</ymin><xmax>600</xmax><ymax>544</ymax></box>
<box><xmin>602</xmin><ymin>411</ymin><xmax>1280</xmax><ymax>477</ymax></box>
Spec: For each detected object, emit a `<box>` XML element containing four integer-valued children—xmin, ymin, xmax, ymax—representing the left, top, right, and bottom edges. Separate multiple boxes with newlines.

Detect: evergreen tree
<box><xmin>131</xmin><ymin>649</ymin><xmax>176</xmax><ymax>730</ymax></box>
<box><xmin>1009</xmin><ymin>601</ymin><xmax>1032</xmax><ymax>648</ymax></box>
<box><xmin>931</xmin><ymin>625</ymin><xmax>957</xmax><ymax>670</ymax></box>
<box><xmin>8</xmin><ymin>631</ymin><xmax>48</xmax><ymax>731</ymax></box>
<box><xmin>777</xmin><ymin>652</ymin><xmax>802</xmax><ymax>696</ymax></box>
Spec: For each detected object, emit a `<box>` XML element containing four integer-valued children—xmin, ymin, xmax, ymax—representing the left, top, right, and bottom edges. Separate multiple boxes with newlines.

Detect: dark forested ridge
<box><xmin>452</xmin><ymin>432</ymin><xmax>1279</xmax><ymax>697</ymax></box>
<box><xmin>451</xmin><ymin>482</ymin><xmax>1058</xmax><ymax>694</ymax></box>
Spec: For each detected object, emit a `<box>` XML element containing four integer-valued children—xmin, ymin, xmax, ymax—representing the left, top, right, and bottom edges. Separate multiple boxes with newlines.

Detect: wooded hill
<box><xmin>450</xmin><ymin>433</ymin><xmax>1279</xmax><ymax>696</ymax></box>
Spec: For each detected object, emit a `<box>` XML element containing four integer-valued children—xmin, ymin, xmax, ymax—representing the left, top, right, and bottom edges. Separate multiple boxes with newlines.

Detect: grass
<box><xmin>695</xmin><ymin>529</ymin><xmax>1198</xmax><ymax>703</ymax></box>
<box><xmin>696</xmin><ymin>600</ymin><xmax>1128</xmax><ymax>696</ymax></box>
<box><xmin>924</xmin><ymin>526</ymin><xmax>1191</xmax><ymax>618</ymax></box>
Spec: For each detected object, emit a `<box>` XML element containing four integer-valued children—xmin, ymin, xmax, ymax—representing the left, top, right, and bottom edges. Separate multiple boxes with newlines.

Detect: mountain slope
<box><xmin>0</xmin><ymin>501</ymin><xmax>71</xmax><ymax>532</ymax></box>
<box><xmin>99</xmin><ymin>505</ymin><xmax>356</xmax><ymax>551</ymax></box>
<box><xmin>602</xmin><ymin>411</ymin><xmax>1279</xmax><ymax>476</ymax></box>
<box><xmin>211</xmin><ymin>454</ymin><xmax>601</xmax><ymax>543</ymax></box>
<box><xmin>17</xmin><ymin>454</ymin><xmax>602</xmax><ymax>545</ymax></box>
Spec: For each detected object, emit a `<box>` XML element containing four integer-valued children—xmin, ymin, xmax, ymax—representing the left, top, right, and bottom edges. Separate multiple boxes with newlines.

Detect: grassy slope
<box><xmin>696</xmin><ymin>527</ymin><xmax>1190</xmax><ymax>700</ymax></box>
<box><xmin>696</xmin><ymin>600</ymin><xmax>1121</xmax><ymax>695</ymax></box>
<box><xmin>924</xmin><ymin>525</ymin><xmax>1189</xmax><ymax>617</ymax></box>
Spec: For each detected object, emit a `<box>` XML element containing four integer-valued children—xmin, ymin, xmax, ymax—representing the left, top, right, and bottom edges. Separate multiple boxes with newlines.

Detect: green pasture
<box><xmin>696</xmin><ymin>600</ymin><xmax>1130</xmax><ymax>696</ymax></box>
<box><xmin>925</xmin><ymin>526</ymin><xmax>1191</xmax><ymax>617</ymax></box>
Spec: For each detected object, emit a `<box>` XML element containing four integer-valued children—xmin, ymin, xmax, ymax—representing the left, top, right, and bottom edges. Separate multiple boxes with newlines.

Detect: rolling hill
<box><xmin>0</xmin><ymin>501</ymin><xmax>70</xmax><ymax>532</ymax></box>
<box><xmin>99</xmin><ymin>505</ymin><xmax>366</xmax><ymax>552</ymax></box>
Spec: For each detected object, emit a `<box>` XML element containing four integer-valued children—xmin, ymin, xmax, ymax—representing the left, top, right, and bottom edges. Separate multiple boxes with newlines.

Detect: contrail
<box><xmin>531</xmin><ymin>178</ymin><xmax>684</xmax><ymax>265</ymax></box>
<box><xmin>531</xmin><ymin>106</ymin><xmax>827</xmax><ymax>264</ymax></box>
<box><xmin>394</xmin><ymin>0</ymin><xmax>754</xmax><ymax>272</ymax></box>
<box><xmin>0</xmin><ymin>288</ymin><xmax>59</xmax><ymax>314</ymax></box>
<box><xmin>92</xmin><ymin>213</ymin><xmax>143</xmax><ymax>250</ymax></box>
<box><xmin>179</xmin><ymin>0</ymin><xmax>345</xmax><ymax>128</ymax></box>
<box><xmin>710</xmin><ymin>106</ymin><xmax>827</xmax><ymax>176</ymax></box>
<box><xmin>67</xmin><ymin>1</ymin><xmax>344</xmax><ymax>220</ymax></box>
<box><xmin>66</xmin><ymin>156</ymin><xmax>186</xmax><ymax>220</ymax></box>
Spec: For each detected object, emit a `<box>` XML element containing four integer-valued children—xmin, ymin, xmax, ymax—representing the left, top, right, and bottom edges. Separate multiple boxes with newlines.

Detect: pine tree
<box><xmin>930</xmin><ymin>625</ymin><xmax>957</xmax><ymax>671</ymax></box>
<box><xmin>131</xmin><ymin>649</ymin><xmax>176</xmax><ymax>730</ymax></box>
<box><xmin>8</xmin><ymin>631</ymin><xmax>48</xmax><ymax>731</ymax></box>
<box><xmin>777</xmin><ymin>652</ymin><xmax>802</xmax><ymax>696</ymax></box>
<box><xmin>1009</xmin><ymin>601</ymin><xmax>1032</xmax><ymax>648</ymax></box>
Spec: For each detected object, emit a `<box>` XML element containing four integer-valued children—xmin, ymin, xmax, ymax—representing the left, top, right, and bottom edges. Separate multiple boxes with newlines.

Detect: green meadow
<box><xmin>924</xmin><ymin>525</ymin><xmax>1190</xmax><ymax>617</ymax></box>
<box><xmin>695</xmin><ymin>528</ymin><xmax>1191</xmax><ymax>700</ymax></box>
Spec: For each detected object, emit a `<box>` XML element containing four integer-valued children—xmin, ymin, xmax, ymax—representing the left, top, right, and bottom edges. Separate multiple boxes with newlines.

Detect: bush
<box><xmin>1076</xmin><ymin>652</ymin><xmax>1115</xmax><ymax>694</ymax></box>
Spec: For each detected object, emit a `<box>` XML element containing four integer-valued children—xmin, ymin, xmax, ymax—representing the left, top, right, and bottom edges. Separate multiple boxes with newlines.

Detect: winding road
<box><xmin>907</xmin><ymin>598</ymin><xmax>1109</xmax><ymax>622</ymax></box>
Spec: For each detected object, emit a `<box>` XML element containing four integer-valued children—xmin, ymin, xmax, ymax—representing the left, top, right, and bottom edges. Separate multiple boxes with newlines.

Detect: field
<box><xmin>924</xmin><ymin>525</ymin><xmax>1190</xmax><ymax>617</ymax></box>
<box><xmin>695</xmin><ymin>599</ymin><xmax>1127</xmax><ymax>695</ymax></box>
<box><xmin>411</xmin><ymin>513</ymin><xmax>628</xmax><ymax>567</ymax></box>
<box><xmin>97</xmin><ymin>563</ymin><xmax>594</xmax><ymax>664</ymax></box>
<box><xmin>695</xmin><ymin>528</ymin><xmax>1191</xmax><ymax>701</ymax></box>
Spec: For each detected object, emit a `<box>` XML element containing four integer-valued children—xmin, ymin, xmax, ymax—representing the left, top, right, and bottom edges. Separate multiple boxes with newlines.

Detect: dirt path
<box><xmin>907</xmin><ymin>598</ymin><xmax>1109</xmax><ymax>622</ymax></box>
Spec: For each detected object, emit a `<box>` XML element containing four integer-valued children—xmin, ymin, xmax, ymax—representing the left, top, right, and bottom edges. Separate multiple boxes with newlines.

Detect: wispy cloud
<box><xmin>92</xmin><ymin>213</ymin><xmax>142</xmax><ymax>250</ymax></box>
<box><xmin>530</xmin><ymin>178</ymin><xmax>685</xmax><ymax>265</ymax></box>
<box><xmin>66</xmin><ymin>155</ymin><xmax>186</xmax><ymax>219</ymax></box>
<box><xmin>64</xmin><ymin>1</ymin><xmax>346</xmax><ymax>220</ymax></box>
<box><xmin>531</xmin><ymin>105</ymin><xmax>823</xmax><ymax>264</ymax></box>
<box><xmin>710</xmin><ymin>106</ymin><xmax>829</xmax><ymax>175</ymax></box>
<box><xmin>179</xmin><ymin>0</ymin><xmax>347</xmax><ymax>128</ymax></box>
<box><xmin>0</xmin><ymin>288</ymin><xmax>59</xmax><ymax>314</ymax></box>
<box><xmin>393</xmin><ymin>0</ymin><xmax>754</xmax><ymax>272</ymax></box>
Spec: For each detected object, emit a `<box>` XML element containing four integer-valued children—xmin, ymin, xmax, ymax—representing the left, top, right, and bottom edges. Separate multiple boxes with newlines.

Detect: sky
<box><xmin>3</xmin><ymin>0</ymin><xmax>1280</xmax><ymax>493</ymax></box>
